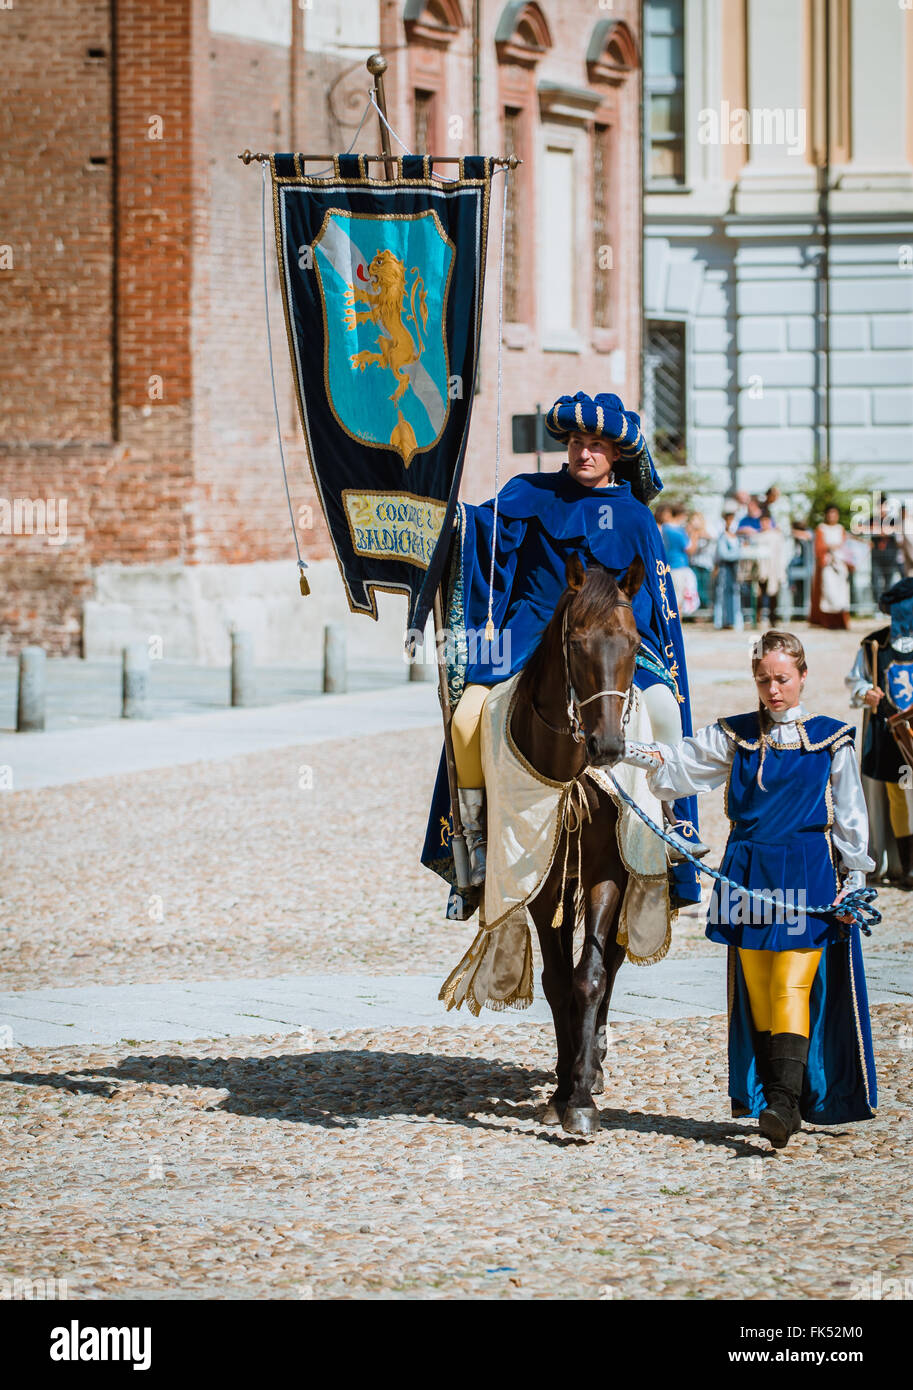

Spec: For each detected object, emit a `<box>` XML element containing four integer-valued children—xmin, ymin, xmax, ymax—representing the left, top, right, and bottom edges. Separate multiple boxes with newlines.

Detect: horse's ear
<box><xmin>565</xmin><ymin>553</ymin><xmax>586</xmax><ymax>592</ymax></box>
<box><xmin>620</xmin><ymin>554</ymin><xmax>646</xmax><ymax>599</ymax></box>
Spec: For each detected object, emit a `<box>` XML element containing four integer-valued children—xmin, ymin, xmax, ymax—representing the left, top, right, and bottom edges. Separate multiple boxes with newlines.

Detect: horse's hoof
<box><xmin>541</xmin><ymin>1098</ymin><xmax>567</xmax><ymax>1126</ymax></box>
<box><xmin>562</xmin><ymin>1106</ymin><xmax>601</xmax><ymax>1139</ymax></box>
<box><xmin>590</xmin><ymin>1067</ymin><xmax>605</xmax><ymax>1096</ymax></box>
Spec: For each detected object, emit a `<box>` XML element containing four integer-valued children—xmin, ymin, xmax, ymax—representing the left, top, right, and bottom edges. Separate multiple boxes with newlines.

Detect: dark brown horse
<box><xmin>510</xmin><ymin>553</ymin><xmax>646</xmax><ymax>1138</ymax></box>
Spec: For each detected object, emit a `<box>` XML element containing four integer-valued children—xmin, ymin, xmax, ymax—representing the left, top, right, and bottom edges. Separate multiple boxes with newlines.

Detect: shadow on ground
<box><xmin>1</xmin><ymin>1049</ymin><xmax>771</xmax><ymax>1153</ymax></box>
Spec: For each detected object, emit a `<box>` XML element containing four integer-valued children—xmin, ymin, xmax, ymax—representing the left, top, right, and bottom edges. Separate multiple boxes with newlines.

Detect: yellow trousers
<box><xmin>886</xmin><ymin>781</ymin><xmax>913</xmax><ymax>838</ymax></box>
<box><xmin>452</xmin><ymin>683</ymin><xmax>490</xmax><ymax>787</ymax></box>
<box><xmin>738</xmin><ymin>947</ymin><xmax>822</xmax><ymax>1037</ymax></box>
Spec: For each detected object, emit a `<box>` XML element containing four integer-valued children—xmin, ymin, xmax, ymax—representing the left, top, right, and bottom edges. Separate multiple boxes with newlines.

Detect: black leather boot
<box><xmin>895</xmin><ymin>834</ymin><xmax>913</xmax><ymax>891</ymax></box>
<box><xmin>755</xmin><ymin>1029</ymin><xmax>772</xmax><ymax>1098</ymax></box>
<box><xmin>759</xmin><ymin>1032</ymin><xmax>809</xmax><ymax>1149</ymax></box>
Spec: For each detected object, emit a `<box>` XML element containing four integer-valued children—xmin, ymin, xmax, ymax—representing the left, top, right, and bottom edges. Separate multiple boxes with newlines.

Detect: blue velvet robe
<box><xmin>719</xmin><ymin>712</ymin><xmax>877</xmax><ymax>1125</ymax></box>
<box><xmin>421</xmin><ymin>466</ymin><xmax>700</xmax><ymax>911</ymax></box>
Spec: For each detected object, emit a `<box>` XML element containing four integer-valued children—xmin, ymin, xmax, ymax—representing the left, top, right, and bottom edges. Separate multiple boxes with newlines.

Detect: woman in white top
<box><xmin>810</xmin><ymin>504</ymin><xmax>852</xmax><ymax>629</ymax></box>
<box><xmin>621</xmin><ymin>629</ymin><xmax>877</xmax><ymax>1148</ymax></box>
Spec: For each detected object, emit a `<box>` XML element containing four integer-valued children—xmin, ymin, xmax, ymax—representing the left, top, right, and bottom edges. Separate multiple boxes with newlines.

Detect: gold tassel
<box><xmin>551</xmin><ymin>903</ymin><xmax>563</xmax><ymax>929</ymax></box>
<box><xmin>484</xmin><ymin>617</ymin><xmax>495</xmax><ymax>642</ymax></box>
<box><xmin>299</xmin><ymin>572</ymin><xmax>310</xmax><ymax>596</ymax></box>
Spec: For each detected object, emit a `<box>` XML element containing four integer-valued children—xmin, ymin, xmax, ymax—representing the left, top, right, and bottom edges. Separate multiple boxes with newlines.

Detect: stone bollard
<box><xmin>323</xmin><ymin>623</ymin><xmax>347</xmax><ymax>694</ymax></box>
<box><xmin>122</xmin><ymin>643</ymin><xmax>150</xmax><ymax>719</ymax></box>
<box><xmin>230</xmin><ymin>629</ymin><xmax>255</xmax><ymax>707</ymax></box>
<box><xmin>16</xmin><ymin>646</ymin><xmax>46</xmax><ymax>732</ymax></box>
<box><xmin>408</xmin><ymin>620</ymin><xmax>436</xmax><ymax>682</ymax></box>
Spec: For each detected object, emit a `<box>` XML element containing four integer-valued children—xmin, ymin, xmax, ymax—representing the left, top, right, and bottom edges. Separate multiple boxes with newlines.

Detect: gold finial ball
<box><xmin>367</xmin><ymin>53</ymin><xmax>387</xmax><ymax>76</ymax></box>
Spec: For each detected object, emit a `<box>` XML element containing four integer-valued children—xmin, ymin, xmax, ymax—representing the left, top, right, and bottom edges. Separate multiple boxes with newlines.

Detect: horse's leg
<box><xmin>563</xmin><ymin>867</ymin><xmax>624</xmax><ymax>1139</ymax></box>
<box><xmin>590</xmin><ymin>931</ymin><xmax>626</xmax><ymax>1095</ymax></box>
<box><xmin>531</xmin><ymin>878</ymin><xmax>576</xmax><ymax>1125</ymax></box>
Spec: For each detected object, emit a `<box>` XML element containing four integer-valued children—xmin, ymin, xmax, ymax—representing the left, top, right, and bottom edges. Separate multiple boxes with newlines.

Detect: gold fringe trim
<box><xmin>436</xmin><ymin>921</ymin><xmax>535</xmax><ymax>1016</ymax></box>
<box><xmin>626</xmin><ymin>928</ymin><xmax>671</xmax><ymax>967</ymax></box>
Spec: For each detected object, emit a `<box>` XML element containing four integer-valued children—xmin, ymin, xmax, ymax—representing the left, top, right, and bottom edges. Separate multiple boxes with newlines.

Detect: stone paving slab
<box><xmin>0</xmin><ymin>682</ymin><xmax>440</xmax><ymax>790</ymax></box>
<box><xmin>0</xmin><ymin>956</ymin><xmax>906</xmax><ymax>1049</ymax></box>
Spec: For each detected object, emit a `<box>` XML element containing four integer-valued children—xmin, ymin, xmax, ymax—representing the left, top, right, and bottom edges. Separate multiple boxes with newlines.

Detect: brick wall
<box><xmin>0</xmin><ymin>0</ymin><xmax>114</xmax><ymax>443</ymax></box>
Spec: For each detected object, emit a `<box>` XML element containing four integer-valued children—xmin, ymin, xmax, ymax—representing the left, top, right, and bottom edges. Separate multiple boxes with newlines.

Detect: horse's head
<box><xmin>563</xmin><ymin>553</ymin><xmax>645</xmax><ymax>767</ymax></box>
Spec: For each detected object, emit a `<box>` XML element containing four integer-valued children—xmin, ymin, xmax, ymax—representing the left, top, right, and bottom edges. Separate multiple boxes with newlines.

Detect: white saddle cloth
<box><xmin>439</xmin><ymin>674</ymin><xmax>672</xmax><ymax>1016</ymax></box>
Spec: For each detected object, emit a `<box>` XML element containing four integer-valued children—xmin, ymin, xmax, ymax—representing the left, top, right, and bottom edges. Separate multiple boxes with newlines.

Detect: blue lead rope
<box><xmin>600</xmin><ymin>769</ymin><xmax>881</xmax><ymax>937</ymax></box>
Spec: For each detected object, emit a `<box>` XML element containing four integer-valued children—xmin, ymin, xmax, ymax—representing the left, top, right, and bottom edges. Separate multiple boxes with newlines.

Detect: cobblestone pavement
<box><xmin>0</xmin><ymin>619</ymin><xmax>910</xmax><ymax>1299</ymax></box>
<box><xmin>0</xmin><ymin>1007</ymin><xmax>908</xmax><ymax>1300</ymax></box>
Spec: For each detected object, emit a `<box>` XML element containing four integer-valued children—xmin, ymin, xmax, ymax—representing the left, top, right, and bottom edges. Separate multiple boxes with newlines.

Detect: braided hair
<box><xmin>750</xmin><ymin>629</ymin><xmax>807</xmax><ymax>790</ymax></box>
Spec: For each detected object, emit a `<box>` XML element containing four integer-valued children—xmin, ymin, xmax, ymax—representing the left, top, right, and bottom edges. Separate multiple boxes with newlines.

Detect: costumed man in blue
<box><xmin>844</xmin><ymin>577</ymin><xmax>913</xmax><ymax>889</ymax></box>
<box><xmin>621</xmin><ymin>629</ymin><xmax>877</xmax><ymax>1148</ymax></box>
<box><xmin>421</xmin><ymin>390</ymin><xmax>705</xmax><ymax>920</ymax></box>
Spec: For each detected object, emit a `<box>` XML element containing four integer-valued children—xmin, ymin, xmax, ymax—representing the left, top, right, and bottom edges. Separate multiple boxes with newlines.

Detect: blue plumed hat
<box><xmin>545</xmin><ymin>391</ymin><xmax>662</xmax><ymax>504</ymax></box>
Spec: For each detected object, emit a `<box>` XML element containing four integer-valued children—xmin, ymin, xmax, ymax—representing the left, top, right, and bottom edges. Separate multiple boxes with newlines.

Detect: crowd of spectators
<box><xmin>653</xmin><ymin>487</ymin><xmax>912</xmax><ymax>630</ymax></box>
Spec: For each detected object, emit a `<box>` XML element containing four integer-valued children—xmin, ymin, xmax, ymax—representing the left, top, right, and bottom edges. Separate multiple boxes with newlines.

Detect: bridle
<box><xmin>532</xmin><ymin>599</ymin><xmax>635</xmax><ymax>744</ymax></box>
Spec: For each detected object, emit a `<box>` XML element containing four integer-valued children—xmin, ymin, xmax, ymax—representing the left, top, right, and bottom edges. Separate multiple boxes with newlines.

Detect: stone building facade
<box><xmin>643</xmin><ymin>0</ymin><xmax>913</xmax><ymax>515</ymax></box>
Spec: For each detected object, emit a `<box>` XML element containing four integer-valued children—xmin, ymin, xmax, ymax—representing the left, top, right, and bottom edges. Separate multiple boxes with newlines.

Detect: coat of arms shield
<box><xmin>313</xmin><ymin>209</ymin><xmax>453</xmax><ymax>467</ymax></box>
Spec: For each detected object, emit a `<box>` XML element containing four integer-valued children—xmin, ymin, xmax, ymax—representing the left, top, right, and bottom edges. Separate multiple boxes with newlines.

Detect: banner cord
<box><xmin>368</xmin><ymin>95</ymin><xmax>459</xmax><ymax>182</ymax></box>
<box><xmin>261</xmin><ymin>162</ymin><xmax>308</xmax><ymax>586</ymax></box>
<box><xmin>485</xmin><ymin>166</ymin><xmax>510</xmax><ymax>642</ymax></box>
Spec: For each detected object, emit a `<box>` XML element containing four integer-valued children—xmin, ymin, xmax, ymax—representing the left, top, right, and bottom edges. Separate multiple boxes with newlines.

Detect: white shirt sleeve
<box><xmin>830</xmin><ymin>742</ymin><xmax>876</xmax><ymax>875</ymax></box>
<box><xmin>645</xmin><ymin>722</ymin><xmax>735</xmax><ymax>800</ymax></box>
<box><xmin>844</xmin><ymin>648</ymin><xmax>873</xmax><ymax>709</ymax></box>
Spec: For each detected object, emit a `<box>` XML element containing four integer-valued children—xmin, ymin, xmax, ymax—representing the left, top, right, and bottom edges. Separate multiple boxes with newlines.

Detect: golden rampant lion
<box><xmin>344</xmin><ymin>249</ymin><xmax>428</xmax><ymax>407</ymax></box>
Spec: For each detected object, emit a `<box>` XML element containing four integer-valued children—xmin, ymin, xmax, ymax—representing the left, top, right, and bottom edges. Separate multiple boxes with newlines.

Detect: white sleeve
<box><xmin>830</xmin><ymin>743</ymin><xmax>876</xmax><ymax>875</ymax></box>
<box><xmin>844</xmin><ymin>648</ymin><xmax>873</xmax><ymax>708</ymax></box>
<box><xmin>645</xmin><ymin>722</ymin><xmax>735</xmax><ymax>800</ymax></box>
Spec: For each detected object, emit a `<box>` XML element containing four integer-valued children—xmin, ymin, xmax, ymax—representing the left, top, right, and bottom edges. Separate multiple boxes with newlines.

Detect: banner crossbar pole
<box><xmin>239</xmin><ymin>150</ymin><xmax>520</xmax><ymax>170</ymax></box>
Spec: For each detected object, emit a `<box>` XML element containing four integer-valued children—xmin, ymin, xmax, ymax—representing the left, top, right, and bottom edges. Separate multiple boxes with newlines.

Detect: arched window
<box><xmin>587</xmin><ymin>20</ymin><xmax>640</xmax><ymax>336</ymax></box>
<box><xmin>494</xmin><ymin>0</ymin><xmax>552</xmax><ymax>66</ymax></box>
<box><xmin>402</xmin><ymin>1</ymin><xmax>466</xmax><ymax>152</ymax></box>
<box><xmin>495</xmin><ymin>3</ymin><xmax>552</xmax><ymax>335</ymax></box>
<box><xmin>586</xmin><ymin>18</ymin><xmax>639</xmax><ymax>86</ymax></box>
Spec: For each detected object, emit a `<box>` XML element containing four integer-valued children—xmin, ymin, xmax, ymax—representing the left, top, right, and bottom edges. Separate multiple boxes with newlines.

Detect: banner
<box><xmin>271</xmin><ymin>152</ymin><xmax>494</xmax><ymax>635</ymax></box>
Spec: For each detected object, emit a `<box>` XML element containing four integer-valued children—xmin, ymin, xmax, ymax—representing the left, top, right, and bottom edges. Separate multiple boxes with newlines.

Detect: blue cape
<box><xmin>421</xmin><ymin>467</ymin><xmax>700</xmax><ymax>912</ymax></box>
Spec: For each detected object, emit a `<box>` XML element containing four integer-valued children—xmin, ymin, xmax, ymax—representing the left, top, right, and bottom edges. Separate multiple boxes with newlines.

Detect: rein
<box><xmin>598</xmin><ymin>766</ymin><xmax>881</xmax><ymax>938</ymax></box>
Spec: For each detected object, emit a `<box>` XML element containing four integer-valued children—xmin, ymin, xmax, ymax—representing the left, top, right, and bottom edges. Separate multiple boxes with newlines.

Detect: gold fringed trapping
<box><xmin>437</xmin><ymin>675</ymin><xmax>672</xmax><ymax>1015</ymax></box>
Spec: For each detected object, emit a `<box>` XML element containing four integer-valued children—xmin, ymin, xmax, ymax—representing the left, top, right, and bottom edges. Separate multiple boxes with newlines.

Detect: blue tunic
<box><xmin>716</xmin><ymin>711</ymin><xmax>878</xmax><ymax>1125</ymax></box>
<box><xmin>708</xmin><ymin>711</ymin><xmax>852</xmax><ymax>951</ymax></box>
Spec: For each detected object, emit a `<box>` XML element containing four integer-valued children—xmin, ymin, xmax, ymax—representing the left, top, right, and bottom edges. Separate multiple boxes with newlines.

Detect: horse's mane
<box><xmin>516</xmin><ymin>566</ymin><xmax>626</xmax><ymax>699</ymax></box>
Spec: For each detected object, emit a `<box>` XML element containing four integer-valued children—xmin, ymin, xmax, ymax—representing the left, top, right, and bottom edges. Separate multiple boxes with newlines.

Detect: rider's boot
<box><xmin>759</xmin><ymin>1033</ymin><xmax>809</xmax><ymax>1149</ymax></box>
<box><xmin>458</xmin><ymin>788</ymin><xmax>487</xmax><ymax>887</ymax></box>
<box><xmin>661</xmin><ymin>802</ymin><xmax>711</xmax><ymax>862</ymax></box>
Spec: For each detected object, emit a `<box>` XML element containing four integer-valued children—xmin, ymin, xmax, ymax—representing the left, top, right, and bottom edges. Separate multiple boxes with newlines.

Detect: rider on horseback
<box><xmin>422</xmin><ymin>389</ymin><xmax>707</xmax><ymax>917</ymax></box>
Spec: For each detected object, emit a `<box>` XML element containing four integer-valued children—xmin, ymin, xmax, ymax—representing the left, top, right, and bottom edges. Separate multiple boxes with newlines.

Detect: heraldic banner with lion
<box><xmin>271</xmin><ymin>153</ymin><xmax>494</xmax><ymax>634</ymax></box>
